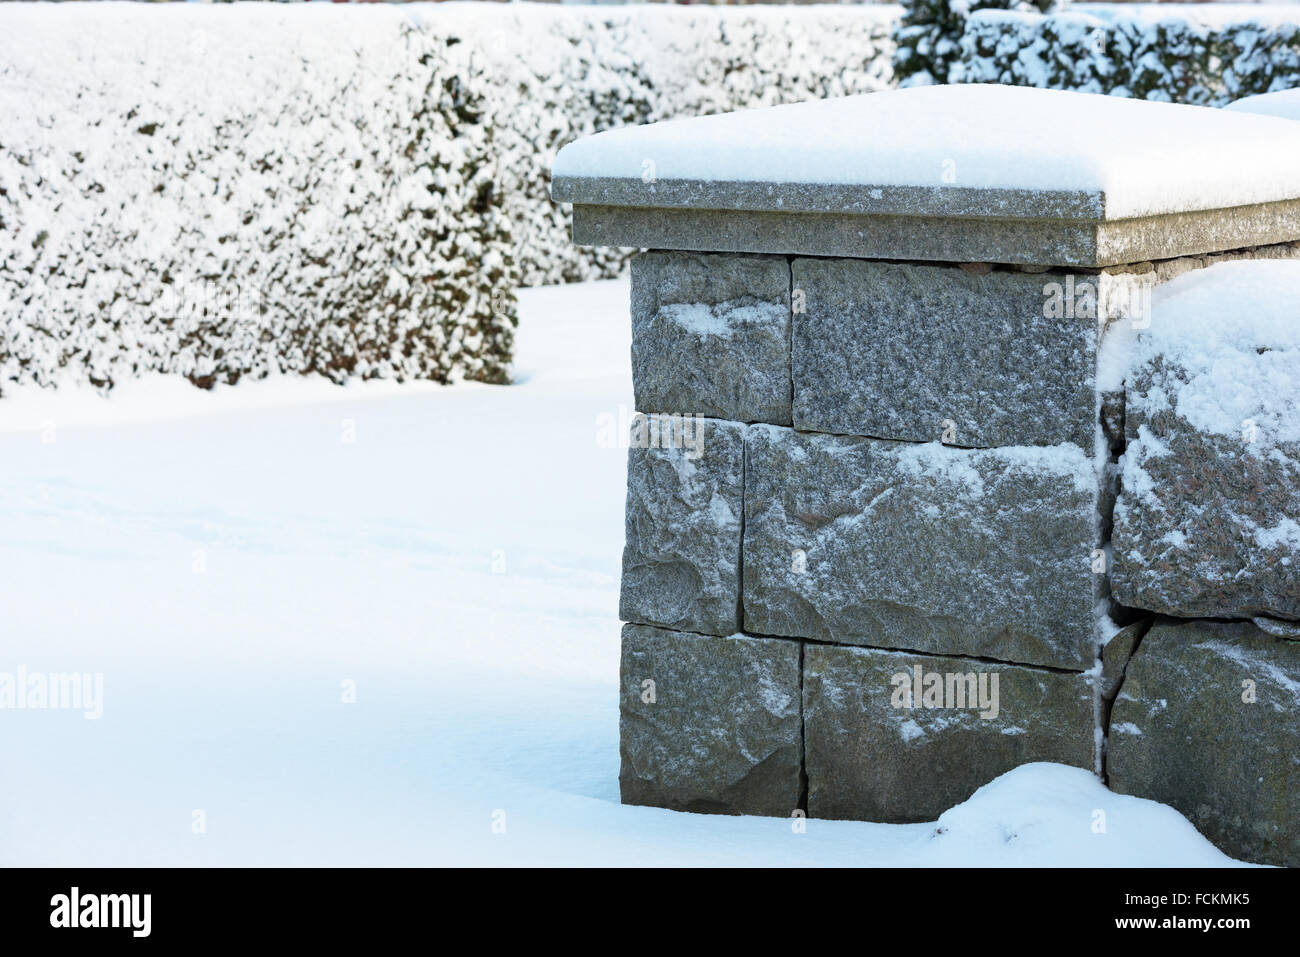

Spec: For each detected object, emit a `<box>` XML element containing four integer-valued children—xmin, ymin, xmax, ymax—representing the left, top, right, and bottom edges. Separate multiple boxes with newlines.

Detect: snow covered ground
<box><xmin>0</xmin><ymin>277</ymin><xmax>1246</xmax><ymax>866</ymax></box>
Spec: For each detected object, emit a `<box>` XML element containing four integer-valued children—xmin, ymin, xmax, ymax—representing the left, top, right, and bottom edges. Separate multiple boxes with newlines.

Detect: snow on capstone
<box><xmin>552</xmin><ymin>85</ymin><xmax>1300</xmax><ymax>220</ymax></box>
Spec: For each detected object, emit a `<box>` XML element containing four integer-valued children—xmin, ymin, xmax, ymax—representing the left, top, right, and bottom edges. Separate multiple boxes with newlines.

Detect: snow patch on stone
<box><xmin>1101</xmin><ymin>260</ymin><xmax>1300</xmax><ymax>444</ymax></box>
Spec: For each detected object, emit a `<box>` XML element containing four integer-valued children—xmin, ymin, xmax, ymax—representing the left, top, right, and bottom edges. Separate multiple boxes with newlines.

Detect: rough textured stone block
<box><xmin>1108</xmin><ymin>620</ymin><xmax>1300</xmax><ymax>867</ymax></box>
<box><xmin>619</xmin><ymin>623</ymin><xmax>802</xmax><ymax>816</ymax></box>
<box><xmin>1112</xmin><ymin>414</ymin><xmax>1300</xmax><ymax>623</ymax></box>
<box><xmin>1111</xmin><ymin>261</ymin><xmax>1300</xmax><ymax>622</ymax></box>
<box><xmin>804</xmin><ymin>644</ymin><xmax>1095</xmax><ymax>822</ymax></box>
<box><xmin>631</xmin><ymin>252</ymin><xmax>791</xmax><ymax>425</ymax></box>
<box><xmin>620</xmin><ymin>416</ymin><xmax>744</xmax><ymax>636</ymax></box>
<box><xmin>792</xmin><ymin>259</ymin><xmax>1150</xmax><ymax>449</ymax></box>
<box><xmin>744</xmin><ymin>424</ymin><xmax>1103</xmax><ymax>670</ymax></box>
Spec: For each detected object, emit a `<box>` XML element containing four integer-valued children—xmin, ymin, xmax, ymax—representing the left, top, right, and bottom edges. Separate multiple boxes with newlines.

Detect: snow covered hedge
<box><xmin>892</xmin><ymin>0</ymin><xmax>1056</xmax><ymax>87</ymax></box>
<box><xmin>1</xmin><ymin>7</ymin><xmax>517</xmax><ymax>393</ymax></box>
<box><xmin>441</xmin><ymin>3</ymin><xmax>897</xmax><ymax>285</ymax></box>
<box><xmin>1</xmin><ymin>3</ymin><xmax>897</xmax><ymax>393</ymax></box>
<box><xmin>953</xmin><ymin>7</ymin><xmax>1300</xmax><ymax>105</ymax></box>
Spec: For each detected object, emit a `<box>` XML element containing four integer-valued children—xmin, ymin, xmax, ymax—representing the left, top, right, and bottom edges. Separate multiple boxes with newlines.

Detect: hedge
<box><xmin>1</xmin><ymin>7</ymin><xmax>516</xmax><ymax>392</ymax></box>
<box><xmin>1</xmin><ymin>3</ymin><xmax>898</xmax><ymax>392</ymax></box>
<box><xmin>892</xmin><ymin>0</ymin><xmax>1055</xmax><ymax>87</ymax></box>
<box><xmin>952</xmin><ymin>7</ymin><xmax>1300</xmax><ymax>106</ymax></box>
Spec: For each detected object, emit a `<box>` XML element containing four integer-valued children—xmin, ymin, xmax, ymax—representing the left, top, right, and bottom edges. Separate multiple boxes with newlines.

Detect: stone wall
<box><xmin>1099</xmin><ymin>256</ymin><xmax>1300</xmax><ymax>868</ymax></box>
<box><xmin>616</xmin><ymin>247</ymin><xmax>1300</xmax><ymax>865</ymax></box>
<box><xmin>559</xmin><ymin>87</ymin><xmax>1300</xmax><ymax>867</ymax></box>
<box><xmin>617</xmin><ymin>250</ymin><xmax>1127</xmax><ymax>824</ymax></box>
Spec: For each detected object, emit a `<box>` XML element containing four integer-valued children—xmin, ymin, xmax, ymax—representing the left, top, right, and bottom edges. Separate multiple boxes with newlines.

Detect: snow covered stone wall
<box><xmin>954</xmin><ymin>6</ymin><xmax>1300</xmax><ymax>105</ymax></box>
<box><xmin>1105</xmin><ymin>260</ymin><xmax>1300</xmax><ymax>625</ymax></box>
<box><xmin>557</xmin><ymin>86</ymin><xmax>1300</xmax><ymax>866</ymax></box>
<box><xmin>0</xmin><ymin>6</ymin><xmax>517</xmax><ymax>393</ymax></box>
<box><xmin>1097</xmin><ymin>257</ymin><xmax>1300</xmax><ymax>868</ymax></box>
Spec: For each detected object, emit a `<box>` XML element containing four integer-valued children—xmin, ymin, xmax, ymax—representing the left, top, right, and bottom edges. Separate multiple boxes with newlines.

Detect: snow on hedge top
<box><xmin>552</xmin><ymin>85</ymin><xmax>1300</xmax><ymax>221</ymax></box>
<box><xmin>1225</xmin><ymin>89</ymin><xmax>1300</xmax><ymax>123</ymax></box>
<box><xmin>1099</xmin><ymin>259</ymin><xmax>1300</xmax><ymax>444</ymax></box>
<box><xmin>1073</xmin><ymin>2</ymin><xmax>1300</xmax><ymax>28</ymax></box>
